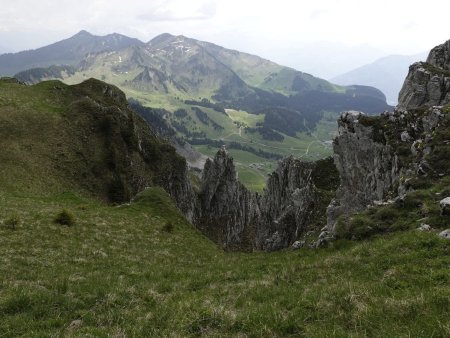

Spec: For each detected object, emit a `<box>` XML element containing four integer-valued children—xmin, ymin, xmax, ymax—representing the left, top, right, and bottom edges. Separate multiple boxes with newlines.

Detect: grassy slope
<box><xmin>0</xmin><ymin>78</ymin><xmax>186</xmax><ymax>203</ymax></box>
<box><xmin>1</xmin><ymin>188</ymin><xmax>449</xmax><ymax>337</ymax></box>
<box><xmin>0</xmin><ymin>79</ymin><xmax>449</xmax><ymax>337</ymax></box>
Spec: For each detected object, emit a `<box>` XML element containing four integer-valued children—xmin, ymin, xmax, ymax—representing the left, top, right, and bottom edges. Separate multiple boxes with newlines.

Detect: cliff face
<box><xmin>168</xmin><ymin>40</ymin><xmax>449</xmax><ymax>249</ymax></box>
<box><xmin>398</xmin><ymin>40</ymin><xmax>450</xmax><ymax>110</ymax></box>
<box><xmin>326</xmin><ymin>39</ymin><xmax>450</xmax><ymax>231</ymax></box>
<box><xmin>257</xmin><ymin>157</ymin><xmax>318</xmax><ymax>251</ymax></box>
<box><xmin>195</xmin><ymin>148</ymin><xmax>260</xmax><ymax>249</ymax></box>
<box><xmin>326</xmin><ymin>111</ymin><xmax>400</xmax><ymax>226</ymax></box>
<box><xmin>192</xmin><ymin>148</ymin><xmax>336</xmax><ymax>251</ymax></box>
<box><xmin>71</xmin><ymin>79</ymin><xmax>198</xmax><ymax>215</ymax></box>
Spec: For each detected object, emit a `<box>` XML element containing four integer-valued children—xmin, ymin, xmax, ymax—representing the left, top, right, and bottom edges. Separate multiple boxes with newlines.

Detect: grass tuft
<box><xmin>54</xmin><ymin>208</ymin><xmax>75</xmax><ymax>226</ymax></box>
<box><xmin>161</xmin><ymin>221</ymin><xmax>174</xmax><ymax>233</ymax></box>
<box><xmin>3</xmin><ymin>214</ymin><xmax>20</xmax><ymax>229</ymax></box>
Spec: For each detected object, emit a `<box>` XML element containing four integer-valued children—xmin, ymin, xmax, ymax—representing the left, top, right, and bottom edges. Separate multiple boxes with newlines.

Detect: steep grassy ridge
<box><xmin>0</xmin><ymin>77</ymin><xmax>185</xmax><ymax>201</ymax></box>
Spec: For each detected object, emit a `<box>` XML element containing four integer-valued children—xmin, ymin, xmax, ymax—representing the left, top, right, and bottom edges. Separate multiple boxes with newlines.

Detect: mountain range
<box><xmin>2</xmin><ymin>30</ymin><xmax>392</xmax><ymax>189</ymax></box>
<box><xmin>0</xmin><ymin>30</ymin><xmax>143</xmax><ymax>76</ymax></box>
<box><xmin>331</xmin><ymin>52</ymin><xmax>428</xmax><ymax>105</ymax></box>
<box><xmin>7</xmin><ymin>30</ymin><xmax>390</xmax><ymax>113</ymax></box>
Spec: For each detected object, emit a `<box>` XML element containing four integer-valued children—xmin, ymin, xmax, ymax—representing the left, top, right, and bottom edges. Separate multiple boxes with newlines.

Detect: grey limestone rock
<box><xmin>417</xmin><ymin>223</ymin><xmax>432</xmax><ymax>231</ymax></box>
<box><xmin>195</xmin><ymin>147</ymin><xmax>260</xmax><ymax>249</ymax></box>
<box><xmin>291</xmin><ymin>240</ymin><xmax>305</xmax><ymax>250</ymax></box>
<box><xmin>427</xmin><ymin>39</ymin><xmax>450</xmax><ymax>71</ymax></box>
<box><xmin>398</xmin><ymin>39</ymin><xmax>450</xmax><ymax>110</ymax></box>
<box><xmin>440</xmin><ymin>197</ymin><xmax>450</xmax><ymax>216</ymax></box>
<box><xmin>193</xmin><ymin>149</ymin><xmax>322</xmax><ymax>251</ymax></box>
<box><xmin>438</xmin><ymin>229</ymin><xmax>450</xmax><ymax>239</ymax></box>
<box><xmin>326</xmin><ymin>111</ymin><xmax>400</xmax><ymax>230</ymax></box>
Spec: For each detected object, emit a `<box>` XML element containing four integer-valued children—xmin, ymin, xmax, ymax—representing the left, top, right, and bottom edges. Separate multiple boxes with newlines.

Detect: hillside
<box><xmin>0</xmin><ymin>30</ymin><xmax>143</xmax><ymax>76</ymax></box>
<box><xmin>11</xmin><ymin>32</ymin><xmax>392</xmax><ymax>191</ymax></box>
<box><xmin>331</xmin><ymin>52</ymin><xmax>427</xmax><ymax>105</ymax></box>
<box><xmin>1</xmin><ymin>188</ymin><xmax>449</xmax><ymax>336</ymax></box>
<box><xmin>1</xmin><ymin>42</ymin><xmax>450</xmax><ymax>334</ymax></box>
<box><xmin>0</xmin><ymin>82</ymin><xmax>448</xmax><ymax>337</ymax></box>
<box><xmin>0</xmin><ymin>77</ymin><xmax>189</xmax><ymax>204</ymax></box>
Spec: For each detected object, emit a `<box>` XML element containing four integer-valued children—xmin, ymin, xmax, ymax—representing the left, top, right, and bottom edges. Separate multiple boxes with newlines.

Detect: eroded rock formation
<box><xmin>189</xmin><ymin>148</ymin><xmax>337</xmax><ymax>251</ymax></box>
<box><xmin>398</xmin><ymin>39</ymin><xmax>450</xmax><ymax>110</ymax></box>
<box><xmin>168</xmin><ymin>39</ymin><xmax>450</xmax><ymax>250</ymax></box>
<box><xmin>326</xmin><ymin>38</ymin><xmax>450</xmax><ymax>232</ymax></box>
<box><xmin>326</xmin><ymin>111</ymin><xmax>400</xmax><ymax>228</ymax></box>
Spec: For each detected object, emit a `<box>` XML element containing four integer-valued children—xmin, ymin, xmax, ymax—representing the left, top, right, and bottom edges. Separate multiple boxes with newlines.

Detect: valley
<box><xmin>0</xmin><ymin>17</ymin><xmax>449</xmax><ymax>335</ymax></box>
<box><xmin>8</xmin><ymin>31</ymin><xmax>391</xmax><ymax>191</ymax></box>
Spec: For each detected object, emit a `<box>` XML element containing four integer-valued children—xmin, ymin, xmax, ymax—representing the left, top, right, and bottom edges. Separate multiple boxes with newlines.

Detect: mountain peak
<box><xmin>148</xmin><ymin>33</ymin><xmax>175</xmax><ymax>45</ymax></box>
<box><xmin>74</xmin><ymin>30</ymin><xmax>93</xmax><ymax>37</ymax></box>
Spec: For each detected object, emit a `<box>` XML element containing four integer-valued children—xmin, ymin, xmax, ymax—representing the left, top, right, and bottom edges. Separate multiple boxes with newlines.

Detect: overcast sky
<box><xmin>1</xmin><ymin>0</ymin><xmax>449</xmax><ymax>78</ymax></box>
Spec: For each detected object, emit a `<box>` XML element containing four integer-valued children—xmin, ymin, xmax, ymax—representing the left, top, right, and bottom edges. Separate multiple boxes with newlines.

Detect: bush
<box><xmin>54</xmin><ymin>209</ymin><xmax>75</xmax><ymax>226</ymax></box>
<box><xmin>373</xmin><ymin>207</ymin><xmax>400</xmax><ymax>224</ymax></box>
<box><xmin>4</xmin><ymin>214</ymin><xmax>20</xmax><ymax>229</ymax></box>
<box><xmin>335</xmin><ymin>214</ymin><xmax>377</xmax><ymax>240</ymax></box>
<box><xmin>407</xmin><ymin>177</ymin><xmax>433</xmax><ymax>190</ymax></box>
<box><xmin>349</xmin><ymin>216</ymin><xmax>377</xmax><ymax>239</ymax></box>
<box><xmin>162</xmin><ymin>221</ymin><xmax>174</xmax><ymax>233</ymax></box>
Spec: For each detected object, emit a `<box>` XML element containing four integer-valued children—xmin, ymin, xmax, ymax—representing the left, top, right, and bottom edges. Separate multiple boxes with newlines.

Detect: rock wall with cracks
<box><xmin>191</xmin><ymin>148</ymin><xmax>335</xmax><ymax>251</ymax></box>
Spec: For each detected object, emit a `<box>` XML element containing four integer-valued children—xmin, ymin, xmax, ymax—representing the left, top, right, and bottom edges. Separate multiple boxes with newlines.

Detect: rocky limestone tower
<box><xmin>196</xmin><ymin>146</ymin><xmax>260</xmax><ymax>250</ymax></box>
<box><xmin>257</xmin><ymin>156</ymin><xmax>318</xmax><ymax>251</ymax></box>
<box><xmin>398</xmin><ymin>39</ymin><xmax>450</xmax><ymax>110</ymax></box>
<box><xmin>326</xmin><ymin>111</ymin><xmax>400</xmax><ymax>228</ymax></box>
<box><xmin>327</xmin><ymin>39</ymin><xmax>450</xmax><ymax>232</ymax></box>
<box><xmin>193</xmin><ymin>148</ymin><xmax>334</xmax><ymax>251</ymax></box>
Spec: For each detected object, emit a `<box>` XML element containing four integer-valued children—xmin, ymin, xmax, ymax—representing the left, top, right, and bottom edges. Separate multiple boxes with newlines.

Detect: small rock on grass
<box><xmin>438</xmin><ymin>229</ymin><xmax>450</xmax><ymax>239</ymax></box>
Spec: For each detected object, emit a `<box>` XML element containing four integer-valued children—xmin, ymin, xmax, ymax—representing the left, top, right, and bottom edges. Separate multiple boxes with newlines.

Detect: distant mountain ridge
<box><xmin>10</xmin><ymin>31</ymin><xmax>392</xmax><ymax>184</ymax></box>
<box><xmin>14</xmin><ymin>32</ymin><xmax>391</xmax><ymax>139</ymax></box>
<box><xmin>0</xmin><ymin>30</ymin><xmax>144</xmax><ymax>76</ymax></box>
<box><xmin>331</xmin><ymin>52</ymin><xmax>427</xmax><ymax>105</ymax></box>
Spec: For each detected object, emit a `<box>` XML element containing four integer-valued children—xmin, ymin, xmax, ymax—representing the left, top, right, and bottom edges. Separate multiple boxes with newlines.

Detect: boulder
<box><xmin>440</xmin><ymin>197</ymin><xmax>450</xmax><ymax>215</ymax></box>
<box><xmin>438</xmin><ymin>229</ymin><xmax>450</xmax><ymax>239</ymax></box>
<box><xmin>417</xmin><ymin>223</ymin><xmax>432</xmax><ymax>231</ymax></box>
<box><xmin>291</xmin><ymin>240</ymin><xmax>305</xmax><ymax>250</ymax></box>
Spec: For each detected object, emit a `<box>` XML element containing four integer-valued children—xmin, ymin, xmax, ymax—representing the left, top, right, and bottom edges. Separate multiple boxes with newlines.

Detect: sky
<box><xmin>0</xmin><ymin>0</ymin><xmax>449</xmax><ymax>78</ymax></box>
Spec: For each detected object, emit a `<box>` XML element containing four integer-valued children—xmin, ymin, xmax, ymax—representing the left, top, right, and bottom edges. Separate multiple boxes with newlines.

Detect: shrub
<box><xmin>162</xmin><ymin>221</ymin><xmax>174</xmax><ymax>233</ymax></box>
<box><xmin>335</xmin><ymin>214</ymin><xmax>377</xmax><ymax>240</ymax></box>
<box><xmin>407</xmin><ymin>177</ymin><xmax>433</xmax><ymax>190</ymax></box>
<box><xmin>4</xmin><ymin>214</ymin><xmax>20</xmax><ymax>229</ymax></box>
<box><xmin>373</xmin><ymin>207</ymin><xmax>400</xmax><ymax>224</ymax></box>
<box><xmin>349</xmin><ymin>216</ymin><xmax>377</xmax><ymax>239</ymax></box>
<box><xmin>54</xmin><ymin>209</ymin><xmax>75</xmax><ymax>226</ymax></box>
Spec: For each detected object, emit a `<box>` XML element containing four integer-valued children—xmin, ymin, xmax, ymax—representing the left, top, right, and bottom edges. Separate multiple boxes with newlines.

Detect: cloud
<box><xmin>138</xmin><ymin>0</ymin><xmax>217</xmax><ymax>21</ymax></box>
<box><xmin>309</xmin><ymin>9</ymin><xmax>328</xmax><ymax>20</ymax></box>
<box><xmin>403</xmin><ymin>21</ymin><xmax>419</xmax><ymax>30</ymax></box>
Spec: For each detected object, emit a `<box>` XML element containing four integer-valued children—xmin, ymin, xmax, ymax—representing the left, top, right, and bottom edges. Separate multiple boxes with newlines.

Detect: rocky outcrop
<box><xmin>326</xmin><ymin>111</ymin><xmax>400</xmax><ymax>228</ymax></box>
<box><xmin>70</xmin><ymin>79</ymin><xmax>200</xmax><ymax>220</ymax></box>
<box><xmin>398</xmin><ymin>40</ymin><xmax>450</xmax><ymax>110</ymax></box>
<box><xmin>256</xmin><ymin>157</ymin><xmax>318</xmax><ymax>251</ymax></box>
<box><xmin>193</xmin><ymin>149</ymin><xmax>336</xmax><ymax>251</ymax></box>
<box><xmin>427</xmin><ymin>39</ymin><xmax>450</xmax><ymax>71</ymax></box>
<box><xmin>326</xmin><ymin>105</ymin><xmax>448</xmax><ymax>231</ymax></box>
<box><xmin>195</xmin><ymin>147</ymin><xmax>260</xmax><ymax>249</ymax></box>
<box><xmin>325</xmin><ymin>39</ymin><xmax>450</xmax><ymax>233</ymax></box>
